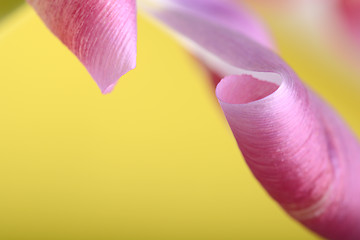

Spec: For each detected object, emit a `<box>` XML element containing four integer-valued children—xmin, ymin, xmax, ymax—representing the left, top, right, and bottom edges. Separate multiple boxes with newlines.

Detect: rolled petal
<box><xmin>141</xmin><ymin>3</ymin><xmax>360</xmax><ymax>239</ymax></box>
<box><xmin>27</xmin><ymin>0</ymin><xmax>137</xmax><ymax>93</ymax></box>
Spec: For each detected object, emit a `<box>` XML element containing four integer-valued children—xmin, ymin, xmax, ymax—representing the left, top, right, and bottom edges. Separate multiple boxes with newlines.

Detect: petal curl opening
<box><xmin>216</xmin><ymin>75</ymin><xmax>279</xmax><ymax>104</ymax></box>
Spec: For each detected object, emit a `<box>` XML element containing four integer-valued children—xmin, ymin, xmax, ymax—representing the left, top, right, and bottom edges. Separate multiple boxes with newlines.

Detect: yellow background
<box><xmin>1</xmin><ymin>3</ymin><xmax>360</xmax><ymax>239</ymax></box>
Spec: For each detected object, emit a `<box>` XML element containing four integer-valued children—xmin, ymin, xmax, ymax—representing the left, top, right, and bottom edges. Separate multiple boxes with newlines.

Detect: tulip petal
<box><xmin>141</xmin><ymin>3</ymin><xmax>360</xmax><ymax>239</ymax></box>
<box><xmin>27</xmin><ymin>0</ymin><xmax>137</xmax><ymax>93</ymax></box>
<box><xmin>171</xmin><ymin>0</ymin><xmax>274</xmax><ymax>50</ymax></box>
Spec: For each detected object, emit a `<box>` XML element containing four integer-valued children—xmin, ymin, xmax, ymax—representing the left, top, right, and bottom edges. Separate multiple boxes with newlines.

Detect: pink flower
<box><xmin>27</xmin><ymin>0</ymin><xmax>360</xmax><ymax>239</ymax></box>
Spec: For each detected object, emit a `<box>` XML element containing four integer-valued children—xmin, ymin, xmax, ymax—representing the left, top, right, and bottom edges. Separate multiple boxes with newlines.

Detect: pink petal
<box><xmin>140</xmin><ymin>0</ymin><xmax>274</xmax><ymax>78</ymax></box>
<box><xmin>168</xmin><ymin>0</ymin><xmax>274</xmax><ymax>51</ymax></box>
<box><xmin>142</xmin><ymin>3</ymin><xmax>360</xmax><ymax>239</ymax></box>
<box><xmin>27</xmin><ymin>0</ymin><xmax>137</xmax><ymax>94</ymax></box>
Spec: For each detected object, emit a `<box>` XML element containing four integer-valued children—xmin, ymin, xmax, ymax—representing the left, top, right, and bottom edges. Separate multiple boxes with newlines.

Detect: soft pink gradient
<box><xmin>170</xmin><ymin>0</ymin><xmax>274</xmax><ymax>50</ymax></box>
<box><xmin>145</xmin><ymin>4</ymin><xmax>360</xmax><ymax>239</ymax></box>
<box><xmin>337</xmin><ymin>0</ymin><xmax>360</xmax><ymax>65</ymax></box>
<box><xmin>339</xmin><ymin>0</ymin><xmax>360</xmax><ymax>43</ymax></box>
<box><xmin>27</xmin><ymin>0</ymin><xmax>137</xmax><ymax>93</ymax></box>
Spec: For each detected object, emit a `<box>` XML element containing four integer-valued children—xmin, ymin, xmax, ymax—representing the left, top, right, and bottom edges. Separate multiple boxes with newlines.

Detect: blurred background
<box><xmin>1</xmin><ymin>1</ymin><xmax>359</xmax><ymax>239</ymax></box>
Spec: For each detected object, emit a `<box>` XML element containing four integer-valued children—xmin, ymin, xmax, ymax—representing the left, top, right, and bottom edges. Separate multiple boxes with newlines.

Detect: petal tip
<box><xmin>97</xmin><ymin>61</ymin><xmax>136</xmax><ymax>94</ymax></box>
<box><xmin>28</xmin><ymin>0</ymin><xmax>137</xmax><ymax>94</ymax></box>
<box><xmin>101</xmin><ymin>83</ymin><xmax>117</xmax><ymax>95</ymax></box>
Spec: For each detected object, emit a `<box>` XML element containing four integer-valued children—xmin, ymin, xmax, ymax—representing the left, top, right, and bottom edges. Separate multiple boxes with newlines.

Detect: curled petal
<box><xmin>27</xmin><ymin>0</ymin><xmax>137</xmax><ymax>93</ymax></box>
<box><xmin>141</xmin><ymin>3</ymin><xmax>360</xmax><ymax>239</ymax></box>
